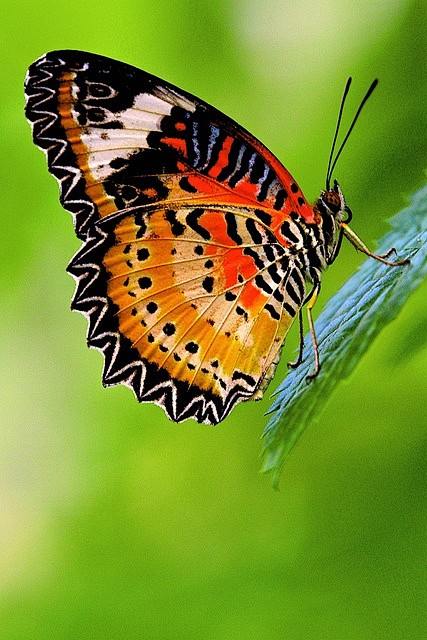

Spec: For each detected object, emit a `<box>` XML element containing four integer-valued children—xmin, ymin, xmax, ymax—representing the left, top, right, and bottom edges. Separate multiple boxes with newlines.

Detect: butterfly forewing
<box><xmin>25</xmin><ymin>50</ymin><xmax>312</xmax><ymax>423</ymax></box>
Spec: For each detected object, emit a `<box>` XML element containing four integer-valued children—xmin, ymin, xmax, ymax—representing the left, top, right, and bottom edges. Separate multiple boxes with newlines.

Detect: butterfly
<box><xmin>24</xmin><ymin>51</ymin><xmax>408</xmax><ymax>425</ymax></box>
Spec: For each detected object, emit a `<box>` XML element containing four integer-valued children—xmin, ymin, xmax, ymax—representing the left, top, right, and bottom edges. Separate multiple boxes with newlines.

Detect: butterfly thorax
<box><xmin>299</xmin><ymin>181</ymin><xmax>346</xmax><ymax>284</ymax></box>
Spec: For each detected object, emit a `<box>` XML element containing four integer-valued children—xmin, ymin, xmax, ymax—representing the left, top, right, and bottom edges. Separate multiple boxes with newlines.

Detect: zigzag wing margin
<box><xmin>25</xmin><ymin>53</ymin><xmax>97</xmax><ymax>239</ymax></box>
<box><xmin>66</xmin><ymin>229</ymin><xmax>238</xmax><ymax>424</ymax></box>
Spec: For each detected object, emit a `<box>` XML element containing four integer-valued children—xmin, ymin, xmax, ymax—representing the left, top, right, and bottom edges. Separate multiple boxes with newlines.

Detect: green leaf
<box><xmin>261</xmin><ymin>184</ymin><xmax>427</xmax><ymax>487</ymax></box>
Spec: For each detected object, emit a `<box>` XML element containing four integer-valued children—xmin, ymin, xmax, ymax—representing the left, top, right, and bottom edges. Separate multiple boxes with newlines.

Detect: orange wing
<box><xmin>25</xmin><ymin>50</ymin><xmax>312</xmax><ymax>423</ymax></box>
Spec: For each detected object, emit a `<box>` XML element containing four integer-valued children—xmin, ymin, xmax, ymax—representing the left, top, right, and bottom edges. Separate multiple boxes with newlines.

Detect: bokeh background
<box><xmin>1</xmin><ymin>1</ymin><xmax>426</xmax><ymax>638</ymax></box>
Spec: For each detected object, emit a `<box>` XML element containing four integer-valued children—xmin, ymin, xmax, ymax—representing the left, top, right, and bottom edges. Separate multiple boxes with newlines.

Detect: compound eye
<box><xmin>323</xmin><ymin>190</ymin><xmax>341</xmax><ymax>214</ymax></box>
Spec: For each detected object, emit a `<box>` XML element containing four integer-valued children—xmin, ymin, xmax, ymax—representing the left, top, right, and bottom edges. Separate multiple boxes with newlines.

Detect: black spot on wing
<box><xmin>225</xmin><ymin>212</ymin><xmax>243</xmax><ymax>245</ymax></box>
<box><xmin>146</xmin><ymin>301</ymin><xmax>158</xmax><ymax>313</ymax></box>
<box><xmin>165</xmin><ymin>209</ymin><xmax>186</xmax><ymax>236</ymax></box>
<box><xmin>163</xmin><ymin>322</ymin><xmax>175</xmax><ymax>335</ymax></box>
<box><xmin>202</xmin><ymin>276</ymin><xmax>214</xmax><ymax>293</ymax></box>
<box><xmin>110</xmin><ymin>157</ymin><xmax>128</xmax><ymax>170</ymax></box>
<box><xmin>274</xmin><ymin>188</ymin><xmax>288</xmax><ymax>211</ymax></box>
<box><xmin>185</xmin><ymin>341</ymin><xmax>199</xmax><ymax>353</ymax></box>
<box><xmin>137</xmin><ymin>247</ymin><xmax>150</xmax><ymax>261</ymax></box>
<box><xmin>273</xmin><ymin>289</ymin><xmax>284</xmax><ymax>303</ymax></box>
<box><xmin>243</xmin><ymin>247</ymin><xmax>264</xmax><ymax>271</ymax></box>
<box><xmin>179</xmin><ymin>176</ymin><xmax>197</xmax><ymax>193</ymax></box>
<box><xmin>283</xmin><ymin>301</ymin><xmax>296</xmax><ymax>317</ymax></box>
<box><xmin>265</xmin><ymin>303</ymin><xmax>280</xmax><ymax>320</ymax></box>
<box><xmin>255</xmin><ymin>274</ymin><xmax>273</xmax><ymax>294</ymax></box>
<box><xmin>113</xmin><ymin>148</ymin><xmax>177</xmax><ymax>179</ymax></box>
<box><xmin>285</xmin><ymin>280</ymin><xmax>301</xmax><ymax>305</ymax></box>
<box><xmin>254</xmin><ymin>209</ymin><xmax>272</xmax><ymax>227</ymax></box>
<box><xmin>235</xmin><ymin>306</ymin><xmax>249</xmax><ymax>321</ymax></box>
<box><xmin>267</xmin><ymin>263</ymin><xmax>282</xmax><ymax>284</ymax></box>
<box><xmin>232</xmin><ymin>370</ymin><xmax>256</xmax><ymax>386</ymax></box>
<box><xmin>186</xmin><ymin>208</ymin><xmax>211</xmax><ymax>240</ymax></box>
<box><xmin>280</xmin><ymin>220</ymin><xmax>300</xmax><ymax>244</ymax></box>
<box><xmin>138</xmin><ymin>277</ymin><xmax>152</xmax><ymax>290</ymax></box>
<box><xmin>245</xmin><ymin>218</ymin><xmax>263</xmax><ymax>244</ymax></box>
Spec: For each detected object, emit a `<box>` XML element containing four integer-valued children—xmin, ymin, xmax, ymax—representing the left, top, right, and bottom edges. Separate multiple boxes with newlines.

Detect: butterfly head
<box><xmin>314</xmin><ymin>179</ymin><xmax>352</xmax><ymax>266</ymax></box>
<box><xmin>319</xmin><ymin>179</ymin><xmax>346</xmax><ymax>219</ymax></box>
<box><xmin>316</xmin><ymin>78</ymin><xmax>377</xmax><ymax>266</ymax></box>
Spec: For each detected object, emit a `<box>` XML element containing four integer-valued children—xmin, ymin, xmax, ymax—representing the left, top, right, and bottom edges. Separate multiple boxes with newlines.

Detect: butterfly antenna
<box><xmin>326</xmin><ymin>78</ymin><xmax>378</xmax><ymax>190</ymax></box>
<box><xmin>326</xmin><ymin>77</ymin><xmax>352</xmax><ymax>191</ymax></box>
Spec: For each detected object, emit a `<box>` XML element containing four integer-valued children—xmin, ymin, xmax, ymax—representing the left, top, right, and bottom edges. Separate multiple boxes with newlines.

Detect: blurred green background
<box><xmin>1</xmin><ymin>0</ymin><xmax>426</xmax><ymax>638</ymax></box>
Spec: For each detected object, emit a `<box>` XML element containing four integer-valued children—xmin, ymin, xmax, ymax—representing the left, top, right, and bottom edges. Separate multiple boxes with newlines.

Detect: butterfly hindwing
<box><xmin>25</xmin><ymin>50</ymin><xmax>312</xmax><ymax>423</ymax></box>
<box><xmin>68</xmin><ymin>203</ymin><xmax>305</xmax><ymax>422</ymax></box>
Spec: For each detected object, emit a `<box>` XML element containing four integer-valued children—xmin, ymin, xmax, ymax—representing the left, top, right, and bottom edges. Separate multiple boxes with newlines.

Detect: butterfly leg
<box><xmin>305</xmin><ymin>280</ymin><xmax>322</xmax><ymax>381</ymax></box>
<box><xmin>288</xmin><ymin>281</ymin><xmax>322</xmax><ymax>379</ymax></box>
<box><xmin>287</xmin><ymin>309</ymin><xmax>305</xmax><ymax>369</ymax></box>
<box><xmin>340</xmin><ymin>223</ymin><xmax>410</xmax><ymax>266</ymax></box>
